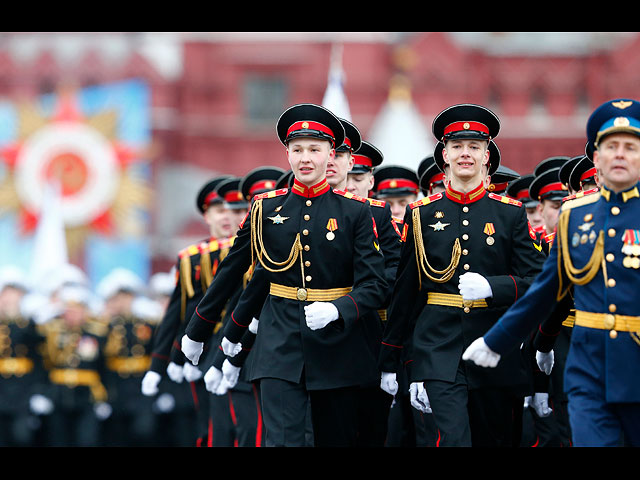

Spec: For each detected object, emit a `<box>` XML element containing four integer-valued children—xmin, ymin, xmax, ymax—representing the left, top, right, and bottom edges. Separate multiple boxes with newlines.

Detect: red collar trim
<box><xmin>291</xmin><ymin>178</ymin><xmax>330</xmax><ymax>198</ymax></box>
<box><xmin>445</xmin><ymin>182</ymin><xmax>486</xmax><ymax>204</ymax></box>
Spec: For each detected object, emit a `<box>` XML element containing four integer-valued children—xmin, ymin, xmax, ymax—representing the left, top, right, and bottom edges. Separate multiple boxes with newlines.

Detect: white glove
<box><xmin>221</xmin><ymin>359</ymin><xmax>241</xmax><ymax>389</ymax></box>
<box><xmin>536</xmin><ymin>350</ymin><xmax>554</xmax><ymax>375</ymax></box>
<box><xmin>523</xmin><ymin>396</ymin><xmax>532</xmax><ymax>408</ymax></box>
<box><xmin>458</xmin><ymin>272</ymin><xmax>493</xmax><ymax>300</ymax></box>
<box><xmin>153</xmin><ymin>393</ymin><xmax>176</xmax><ymax>413</ymax></box>
<box><xmin>166</xmin><ymin>362</ymin><xmax>184</xmax><ymax>383</ymax></box>
<box><xmin>409</xmin><ymin>382</ymin><xmax>432</xmax><ymax>414</ymax></box>
<box><xmin>221</xmin><ymin>337</ymin><xmax>242</xmax><ymax>357</ymax></box>
<box><xmin>215</xmin><ymin>377</ymin><xmax>232</xmax><ymax>396</ymax></box>
<box><xmin>248</xmin><ymin>318</ymin><xmax>259</xmax><ymax>334</ymax></box>
<box><xmin>204</xmin><ymin>366</ymin><xmax>223</xmax><ymax>393</ymax></box>
<box><xmin>141</xmin><ymin>370</ymin><xmax>162</xmax><ymax>396</ymax></box>
<box><xmin>380</xmin><ymin>372</ymin><xmax>398</xmax><ymax>396</ymax></box>
<box><xmin>462</xmin><ymin>337</ymin><xmax>501</xmax><ymax>368</ymax></box>
<box><xmin>532</xmin><ymin>392</ymin><xmax>553</xmax><ymax>417</ymax></box>
<box><xmin>305</xmin><ymin>302</ymin><xmax>339</xmax><ymax>330</ymax></box>
<box><xmin>29</xmin><ymin>394</ymin><xmax>54</xmax><ymax>415</ymax></box>
<box><xmin>181</xmin><ymin>334</ymin><xmax>204</xmax><ymax>365</ymax></box>
<box><xmin>94</xmin><ymin>402</ymin><xmax>112</xmax><ymax>420</ymax></box>
<box><xmin>183</xmin><ymin>362</ymin><xmax>203</xmax><ymax>382</ymax></box>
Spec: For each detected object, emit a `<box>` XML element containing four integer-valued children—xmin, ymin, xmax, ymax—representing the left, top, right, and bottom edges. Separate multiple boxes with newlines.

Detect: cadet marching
<box><xmin>2</xmin><ymin>98</ymin><xmax>639</xmax><ymax>447</ymax></box>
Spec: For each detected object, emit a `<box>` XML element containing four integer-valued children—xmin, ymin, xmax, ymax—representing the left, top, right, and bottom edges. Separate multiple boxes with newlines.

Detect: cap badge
<box><xmin>390</xmin><ymin>180</ymin><xmax>398</xmax><ymax>188</ymax></box>
<box><xmin>301</xmin><ymin>122</ymin><xmax>309</xmax><ymax>129</ymax></box>
<box><xmin>463</xmin><ymin>122</ymin><xmax>470</xmax><ymax>130</ymax></box>
<box><xmin>612</xmin><ymin>100</ymin><xmax>633</xmax><ymax>110</ymax></box>
<box><xmin>614</xmin><ymin>117</ymin><xmax>630</xmax><ymax>127</ymax></box>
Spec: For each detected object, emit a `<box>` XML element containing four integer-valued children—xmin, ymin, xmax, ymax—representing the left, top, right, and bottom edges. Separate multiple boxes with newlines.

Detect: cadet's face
<box><xmin>203</xmin><ymin>203</ymin><xmax>233</xmax><ymax>238</ymax></box>
<box><xmin>443</xmin><ymin>139</ymin><xmax>489</xmax><ymax>183</ymax></box>
<box><xmin>286</xmin><ymin>138</ymin><xmax>334</xmax><ymax>187</ymax></box>
<box><xmin>346</xmin><ymin>172</ymin><xmax>375</xmax><ymax>198</ymax></box>
<box><xmin>386</xmin><ymin>195</ymin><xmax>417</xmax><ymax>221</ymax></box>
<box><xmin>0</xmin><ymin>286</ymin><xmax>25</xmax><ymax>317</ymax></box>
<box><xmin>526</xmin><ymin>205</ymin><xmax>544</xmax><ymax>229</ymax></box>
<box><xmin>326</xmin><ymin>151</ymin><xmax>354</xmax><ymax>188</ymax></box>
<box><xmin>594</xmin><ymin>133</ymin><xmax>640</xmax><ymax>192</ymax></box>
<box><xmin>537</xmin><ymin>199</ymin><xmax>562</xmax><ymax>233</ymax></box>
<box><xmin>229</xmin><ymin>208</ymin><xmax>248</xmax><ymax>231</ymax></box>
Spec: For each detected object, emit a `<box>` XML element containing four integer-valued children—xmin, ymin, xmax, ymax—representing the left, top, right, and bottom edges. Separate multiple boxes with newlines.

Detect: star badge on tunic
<box><xmin>428</xmin><ymin>221</ymin><xmax>450</xmax><ymax>231</ymax></box>
<box><xmin>267</xmin><ymin>214</ymin><xmax>289</xmax><ymax>224</ymax></box>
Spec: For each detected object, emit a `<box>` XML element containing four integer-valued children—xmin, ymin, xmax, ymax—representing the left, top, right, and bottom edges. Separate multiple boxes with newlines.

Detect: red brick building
<box><xmin>0</xmin><ymin>32</ymin><xmax>638</xmax><ymax>273</ymax></box>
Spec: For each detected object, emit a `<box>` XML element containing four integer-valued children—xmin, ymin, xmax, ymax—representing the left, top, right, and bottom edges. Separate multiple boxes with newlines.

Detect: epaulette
<box><xmin>488</xmin><ymin>192</ymin><xmax>522</xmax><ymax>207</ymax></box>
<box><xmin>333</xmin><ymin>189</ymin><xmax>367</xmax><ymax>203</ymax></box>
<box><xmin>178</xmin><ymin>244</ymin><xmax>200</xmax><ymax>259</ymax></box>
<box><xmin>203</xmin><ymin>236</ymin><xmax>236</xmax><ymax>253</ymax></box>
<box><xmin>410</xmin><ymin>192</ymin><xmax>443</xmax><ymax>209</ymax></box>
<box><xmin>561</xmin><ymin>187</ymin><xmax>600</xmax><ymax>203</ymax></box>
<box><xmin>367</xmin><ymin>197</ymin><xmax>387</xmax><ymax>208</ymax></box>
<box><xmin>560</xmin><ymin>191</ymin><xmax>600</xmax><ymax>212</ymax></box>
<box><xmin>254</xmin><ymin>188</ymin><xmax>289</xmax><ymax>201</ymax></box>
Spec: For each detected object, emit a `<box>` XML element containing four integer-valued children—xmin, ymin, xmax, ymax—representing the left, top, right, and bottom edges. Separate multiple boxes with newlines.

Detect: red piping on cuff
<box><xmin>381</xmin><ymin>341</ymin><xmax>403</xmax><ymax>349</ymax></box>
<box><xmin>346</xmin><ymin>294</ymin><xmax>359</xmax><ymax>319</ymax></box>
<box><xmin>537</xmin><ymin>324</ymin><xmax>560</xmax><ymax>337</ymax></box>
<box><xmin>509</xmin><ymin>275</ymin><xmax>518</xmax><ymax>300</ymax></box>
<box><xmin>195</xmin><ymin>306</ymin><xmax>217</xmax><ymax>324</ymax></box>
<box><xmin>231</xmin><ymin>311</ymin><xmax>250</xmax><ymax>328</ymax></box>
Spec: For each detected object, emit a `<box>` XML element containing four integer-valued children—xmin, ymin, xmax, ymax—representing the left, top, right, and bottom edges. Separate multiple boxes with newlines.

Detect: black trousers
<box><xmin>260</xmin><ymin>377</ymin><xmax>360</xmax><ymax>447</ymax></box>
<box><xmin>424</xmin><ymin>360</ymin><xmax>524</xmax><ymax>447</ymax></box>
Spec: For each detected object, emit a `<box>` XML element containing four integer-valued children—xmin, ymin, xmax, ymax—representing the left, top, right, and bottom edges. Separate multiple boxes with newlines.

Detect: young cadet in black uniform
<box><xmin>506</xmin><ymin>174</ymin><xmax>544</xmax><ymax>235</ymax></box>
<box><xmin>141</xmin><ymin>175</ymin><xmax>237</xmax><ymax>446</ymax></box>
<box><xmin>379</xmin><ymin>104</ymin><xmax>546</xmax><ymax>447</ymax></box>
<box><xmin>182</xmin><ymin>103</ymin><xmax>388</xmax><ymax>447</ymax></box>
<box><xmin>463</xmin><ymin>98</ymin><xmax>640</xmax><ymax>447</ymax></box>
<box><xmin>344</xmin><ymin>139</ymin><xmax>402</xmax><ymax>446</ymax></box>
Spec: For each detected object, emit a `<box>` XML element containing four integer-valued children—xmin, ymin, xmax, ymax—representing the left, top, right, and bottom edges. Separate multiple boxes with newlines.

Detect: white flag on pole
<box><xmin>29</xmin><ymin>180</ymin><xmax>69</xmax><ymax>294</ymax></box>
<box><xmin>322</xmin><ymin>43</ymin><xmax>351</xmax><ymax>121</ymax></box>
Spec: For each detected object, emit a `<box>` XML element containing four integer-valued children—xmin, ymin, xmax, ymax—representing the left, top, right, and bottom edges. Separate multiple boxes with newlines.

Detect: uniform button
<box><xmin>304</xmin><ymin>261</ymin><xmax>311</xmax><ymax>267</ymax></box>
<box><xmin>609</xmin><ymin>304</ymin><xmax>617</xmax><ymax>313</ymax></box>
<box><xmin>305</xmin><ymin>275</ymin><xmax>312</xmax><ymax>282</ymax></box>
<box><xmin>304</xmin><ymin>245</ymin><xmax>310</xmax><ymax>251</ymax></box>
<box><xmin>463</xmin><ymin>206</ymin><xmax>469</xmax><ymax>213</ymax></box>
<box><xmin>462</xmin><ymin>219</ymin><xmax>469</xmax><ymax>226</ymax></box>
<box><xmin>462</xmin><ymin>234</ymin><xmax>469</xmax><ymax>241</ymax></box>
<box><xmin>463</xmin><ymin>264</ymin><xmax>470</xmax><ymax>270</ymax></box>
<box><xmin>463</xmin><ymin>307</ymin><xmax>470</xmax><ymax>313</ymax></box>
<box><xmin>610</xmin><ymin>330</ymin><xmax>618</xmax><ymax>339</ymax></box>
<box><xmin>462</xmin><ymin>249</ymin><xmax>469</xmax><ymax>255</ymax></box>
<box><xmin>306</xmin><ymin>200</ymin><xmax>312</xmax><ymax>206</ymax></box>
<box><xmin>608</xmin><ymin>228</ymin><xmax>616</xmax><ymax>237</ymax></box>
<box><xmin>304</xmin><ymin>214</ymin><xmax>310</xmax><ymax>221</ymax></box>
<box><xmin>606</xmin><ymin>253</ymin><xmax>615</xmax><ymax>262</ymax></box>
<box><xmin>608</xmin><ymin>278</ymin><xmax>616</xmax><ymax>288</ymax></box>
<box><xmin>611</xmin><ymin>206</ymin><xmax>620</xmax><ymax>215</ymax></box>
<box><xmin>303</xmin><ymin>229</ymin><xmax>309</xmax><ymax>236</ymax></box>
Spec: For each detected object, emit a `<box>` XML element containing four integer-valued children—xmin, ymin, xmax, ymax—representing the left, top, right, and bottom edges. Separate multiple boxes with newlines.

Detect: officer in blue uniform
<box><xmin>463</xmin><ymin>98</ymin><xmax>640</xmax><ymax>447</ymax></box>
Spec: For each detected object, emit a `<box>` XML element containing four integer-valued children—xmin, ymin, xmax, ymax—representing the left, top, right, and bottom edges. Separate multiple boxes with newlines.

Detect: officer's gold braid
<box><xmin>250</xmin><ymin>198</ymin><xmax>304</xmax><ymax>277</ymax></box>
<box><xmin>556</xmin><ymin>210</ymin><xmax>605</xmax><ymax>301</ymax></box>
<box><xmin>412</xmin><ymin>208</ymin><xmax>461</xmax><ymax>288</ymax></box>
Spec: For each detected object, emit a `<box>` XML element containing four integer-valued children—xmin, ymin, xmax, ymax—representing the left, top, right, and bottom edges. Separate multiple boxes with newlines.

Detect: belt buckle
<box><xmin>603</xmin><ymin>314</ymin><xmax>616</xmax><ymax>330</ymax></box>
<box><xmin>462</xmin><ymin>299</ymin><xmax>474</xmax><ymax>308</ymax></box>
<box><xmin>296</xmin><ymin>288</ymin><xmax>308</xmax><ymax>301</ymax></box>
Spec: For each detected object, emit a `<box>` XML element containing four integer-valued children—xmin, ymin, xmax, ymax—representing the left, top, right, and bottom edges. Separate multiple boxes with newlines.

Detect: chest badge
<box><xmin>267</xmin><ymin>213</ymin><xmax>289</xmax><ymax>224</ymax></box>
<box><xmin>484</xmin><ymin>222</ymin><xmax>495</xmax><ymax>245</ymax></box>
<box><xmin>326</xmin><ymin>218</ymin><xmax>338</xmax><ymax>241</ymax></box>
<box><xmin>428</xmin><ymin>221</ymin><xmax>450</xmax><ymax>231</ymax></box>
<box><xmin>622</xmin><ymin>229</ymin><xmax>640</xmax><ymax>268</ymax></box>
